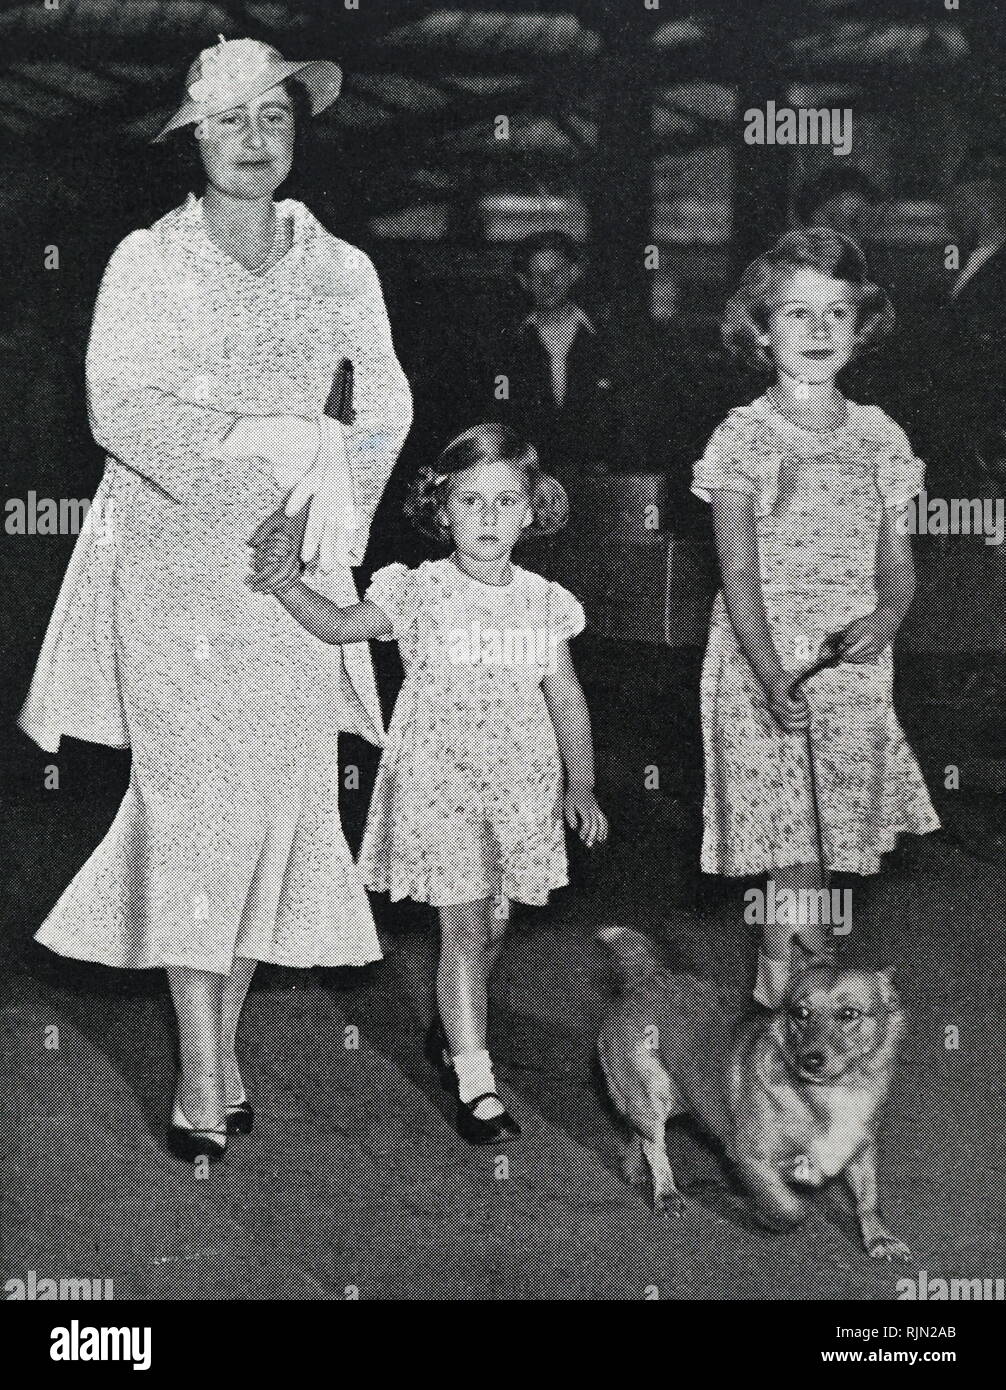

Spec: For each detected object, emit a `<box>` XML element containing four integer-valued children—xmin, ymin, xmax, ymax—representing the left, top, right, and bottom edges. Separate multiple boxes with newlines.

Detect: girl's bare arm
<box><xmin>542</xmin><ymin>641</ymin><xmax>595</xmax><ymax>789</ymax></box>
<box><xmin>875</xmin><ymin>506</ymin><xmax>916</xmax><ymax>625</ymax></box>
<box><xmin>542</xmin><ymin>641</ymin><xmax>607</xmax><ymax>846</ymax></box>
<box><xmin>710</xmin><ymin>490</ymin><xmax>787</xmax><ymax>687</ymax></box>
<box><xmin>273</xmin><ymin>587</ymin><xmax>393</xmax><ymax>645</ymax></box>
<box><xmin>838</xmin><ymin>507</ymin><xmax>917</xmax><ymax>662</ymax></box>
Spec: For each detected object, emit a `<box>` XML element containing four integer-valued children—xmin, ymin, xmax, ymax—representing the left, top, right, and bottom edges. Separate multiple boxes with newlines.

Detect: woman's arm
<box><xmin>86</xmin><ymin>232</ymin><xmax>244</xmax><ymax>506</ymax></box>
<box><xmin>542</xmin><ymin>643</ymin><xmax>607</xmax><ymax>846</ymax></box>
<box><xmin>335</xmin><ymin>249</ymin><xmax>413</xmax><ymax>562</ymax></box>
<box><xmin>270</xmin><ymin>586</ymin><xmax>393</xmax><ymax>646</ymax></box>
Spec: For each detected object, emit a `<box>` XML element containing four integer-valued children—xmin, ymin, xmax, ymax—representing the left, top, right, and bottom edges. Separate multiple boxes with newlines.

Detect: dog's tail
<box><xmin>596</xmin><ymin>927</ymin><xmax>664</xmax><ymax>993</ymax></box>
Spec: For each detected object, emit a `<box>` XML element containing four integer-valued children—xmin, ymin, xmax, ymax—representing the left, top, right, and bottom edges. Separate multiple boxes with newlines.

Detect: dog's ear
<box><xmin>876</xmin><ymin>965</ymin><xmax>902</xmax><ymax>1012</ymax></box>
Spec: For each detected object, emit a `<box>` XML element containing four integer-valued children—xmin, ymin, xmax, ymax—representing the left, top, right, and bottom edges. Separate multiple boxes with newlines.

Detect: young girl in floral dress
<box><xmin>692</xmin><ymin>230</ymin><xmax>940</xmax><ymax>1007</ymax></box>
<box><xmin>249</xmin><ymin>422</ymin><xmax>607</xmax><ymax>1142</ymax></box>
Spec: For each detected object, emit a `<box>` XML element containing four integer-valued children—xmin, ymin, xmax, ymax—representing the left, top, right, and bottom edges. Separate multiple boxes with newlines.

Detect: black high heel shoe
<box><xmin>424</xmin><ymin>1017</ymin><xmax>457</xmax><ymax>1094</ymax></box>
<box><xmin>167</xmin><ymin>1100</ymin><xmax>227</xmax><ymax>1164</ymax></box>
<box><xmin>456</xmin><ymin>1093</ymin><xmax>521</xmax><ymax>1146</ymax></box>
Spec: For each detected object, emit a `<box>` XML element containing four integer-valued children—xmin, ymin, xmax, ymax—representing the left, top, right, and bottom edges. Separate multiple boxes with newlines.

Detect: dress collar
<box><xmin>183</xmin><ymin>192</ymin><xmax>310</xmax><ymax>273</ymax></box>
<box><xmin>755</xmin><ymin>391</ymin><xmax>855</xmax><ymax>439</ymax></box>
<box><xmin>521</xmin><ymin>304</ymin><xmax>596</xmax><ymax>337</ymax></box>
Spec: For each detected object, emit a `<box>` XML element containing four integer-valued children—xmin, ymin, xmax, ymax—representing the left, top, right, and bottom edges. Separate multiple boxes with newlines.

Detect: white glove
<box><xmin>213</xmin><ymin>415</ymin><xmax>320</xmax><ymax>486</ymax></box>
<box><xmin>284</xmin><ymin>415</ymin><xmax>358</xmax><ymax>573</ymax></box>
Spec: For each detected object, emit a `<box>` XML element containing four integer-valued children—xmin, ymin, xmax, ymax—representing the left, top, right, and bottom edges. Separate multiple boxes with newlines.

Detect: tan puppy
<box><xmin>596</xmin><ymin>929</ymin><xmax>910</xmax><ymax>1260</ymax></box>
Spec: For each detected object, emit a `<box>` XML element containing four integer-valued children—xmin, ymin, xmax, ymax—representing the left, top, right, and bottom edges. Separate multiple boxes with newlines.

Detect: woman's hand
<box><xmin>835</xmin><ymin>608</ymin><xmax>900</xmax><ymax>663</ymax></box>
<box><xmin>764</xmin><ymin>672</ymin><xmax>811</xmax><ymax>733</ymax></box>
<box><xmin>284</xmin><ymin>417</ymin><xmax>358</xmax><ymax>574</ymax></box>
<box><xmin>564</xmin><ymin>782</ymin><xmax>608</xmax><ymax>848</ymax></box>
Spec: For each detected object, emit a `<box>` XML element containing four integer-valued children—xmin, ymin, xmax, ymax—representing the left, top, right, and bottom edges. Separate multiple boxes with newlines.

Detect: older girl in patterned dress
<box><xmin>691</xmin><ymin>230</ymin><xmax>939</xmax><ymax>1007</ymax></box>
<box><xmin>249</xmin><ymin>423</ymin><xmax>608</xmax><ymax>1143</ymax></box>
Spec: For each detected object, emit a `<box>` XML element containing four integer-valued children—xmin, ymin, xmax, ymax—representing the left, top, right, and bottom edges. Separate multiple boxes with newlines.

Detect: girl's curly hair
<box><xmin>405</xmin><ymin>422</ymin><xmax>569</xmax><ymax>544</ymax></box>
<box><xmin>722</xmin><ymin>228</ymin><xmax>895</xmax><ymax>373</ymax></box>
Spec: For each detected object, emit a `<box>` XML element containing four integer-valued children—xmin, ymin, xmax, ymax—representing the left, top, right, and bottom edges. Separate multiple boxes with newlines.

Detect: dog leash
<box><xmin>787</xmin><ymin>630</ymin><xmax>848</xmax><ymax>877</ymax></box>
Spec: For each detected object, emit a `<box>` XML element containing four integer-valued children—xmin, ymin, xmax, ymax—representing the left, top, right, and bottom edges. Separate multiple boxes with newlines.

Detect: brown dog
<box><xmin>596</xmin><ymin>929</ymin><xmax>910</xmax><ymax>1260</ymax></box>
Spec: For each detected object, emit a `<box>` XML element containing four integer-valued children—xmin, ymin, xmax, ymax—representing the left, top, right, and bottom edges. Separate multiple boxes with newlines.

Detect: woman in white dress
<box><xmin>18</xmin><ymin>39</ymin><xmax>412</xmax><ymax>1161</ymax></box>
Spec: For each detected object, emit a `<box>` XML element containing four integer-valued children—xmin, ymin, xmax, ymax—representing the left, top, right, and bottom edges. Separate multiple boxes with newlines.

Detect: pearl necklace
<box><xmin>240</xmin><ymin>212</ymin><xmax>283</xmax><ymax>273</ymax></box>
<box><xmin>766</xmin><ymin>385</ymin><xmax>847</xmax><ymax>433</ymax></box>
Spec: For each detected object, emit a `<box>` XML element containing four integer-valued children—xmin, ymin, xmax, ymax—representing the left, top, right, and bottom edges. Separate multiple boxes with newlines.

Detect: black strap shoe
<box><xmin>225</xmin><ymin>1100</ymin><xmax>254</xmax><ymax>1136</ymax></box>
<box><xmin>456</xmin><ymin>1093</ymin><xmax>521</xmax><ymax>1146</ymax></box>
<box><xmin>167</xmin><ymin>1103</ymin><xmax>227</xmax><ymax>1164</ymax></box>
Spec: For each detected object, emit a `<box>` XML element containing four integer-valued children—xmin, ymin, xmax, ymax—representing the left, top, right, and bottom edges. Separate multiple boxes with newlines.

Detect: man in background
<box><xmin>487</xmin><ymin>232</ymin><xmax>628</xmax><ymax>587</ymax></box>
<box><xmin>909</xmin><ymin>149</ymin><xmax>1006</xmax><ymax>710</ymax></box>
<box><xmin>793</xmin><ymin>164</ymin><xmax>882</xmax><ymax>242</ymax></box>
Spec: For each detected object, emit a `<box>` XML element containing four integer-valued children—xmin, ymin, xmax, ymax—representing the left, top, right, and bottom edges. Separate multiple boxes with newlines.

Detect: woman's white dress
<box><xmin>19</xmin><ymin>195</ymin><xmax>412</xmax><ymax>972</ymax></box>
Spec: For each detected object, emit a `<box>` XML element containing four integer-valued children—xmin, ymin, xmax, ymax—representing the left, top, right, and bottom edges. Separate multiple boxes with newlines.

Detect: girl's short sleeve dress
<box><xmin>691</xmin><ymin>395</ymin><xmax>940</xmax><ymax>876</ymax></box>
<box><xmin>357</xmin><ymin>559</ymin><xmax>585</xmax><ymax>907</ymax></box>
<box><xmin>18</xmin><ymin>195</ymin><xmax>413</xmax><ymax>972</ymax></box>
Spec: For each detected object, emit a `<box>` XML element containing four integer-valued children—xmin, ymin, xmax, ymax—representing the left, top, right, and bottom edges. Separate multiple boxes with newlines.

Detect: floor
<box><xmin>4</xmin><ymin>638</ymin><xmax>1005</xmax><ymax>1299</ymax></box>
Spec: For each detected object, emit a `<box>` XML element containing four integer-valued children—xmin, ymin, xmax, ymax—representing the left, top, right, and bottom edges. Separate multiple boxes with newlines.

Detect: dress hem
<box><xmin>364</xmin><ymin>873</ymin><xmax>569</xmax><ymax>909</ymax></box>
<box><xmin>700</xmin><ymin>819</ymin><xmax>941</xmax><ymax>878</ymax></box>
<box><xmin>34</xmin><ymin>933</ymin><xmax>382</xmax><ymax>975</ymax></box>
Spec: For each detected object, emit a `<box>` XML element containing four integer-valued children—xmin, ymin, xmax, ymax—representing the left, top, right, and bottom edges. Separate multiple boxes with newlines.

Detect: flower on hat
<box><xmin>187</xmin><ymin>37</ymin><xmax>276</xmax><ymax>107</ymax></box>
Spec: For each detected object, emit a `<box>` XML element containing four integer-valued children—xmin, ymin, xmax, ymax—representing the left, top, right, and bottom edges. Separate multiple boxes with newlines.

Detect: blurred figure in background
<box><xmin>944</xmin><ymin>149</ymin><xmax>1006</xmax><ymax>361</ymax></box>
<box><xmin>487</xmin><ymin>232</ymin><xmax>627</xmax><ymax>588</ymax></box>
<box><xmin>914</xmin><ymin>149</ymin><xmax>1006</xmax><ymax>707</ymax></box>
<box><xmin>793</xmin><ymin>165</ymin><xmax>882</xmax><ymax>243</ymax></box>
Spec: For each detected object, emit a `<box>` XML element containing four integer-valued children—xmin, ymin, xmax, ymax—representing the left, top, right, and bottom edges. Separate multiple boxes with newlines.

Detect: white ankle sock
<box><xmin>753</xmin><ymin>951</ymin><xmax>791</xmax><ymax>1009</ymax></box>
<box><xmin>452</xmin><ymin>1049</ymin><xmax>504</xmax><ymax>1117</ymax></box>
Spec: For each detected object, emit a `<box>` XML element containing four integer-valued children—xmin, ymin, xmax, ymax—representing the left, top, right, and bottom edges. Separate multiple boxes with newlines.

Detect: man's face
<box><xmin>519</xmin><ymin>249</ymin><xmax>581</xmax><ymax>314</ymax></box>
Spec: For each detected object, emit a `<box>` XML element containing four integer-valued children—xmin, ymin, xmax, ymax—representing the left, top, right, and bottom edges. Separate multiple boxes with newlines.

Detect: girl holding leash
<box><xmin>692</xmin><ymin>229</ymin><xmax>940</xmax><ymax>1007</ymax></box>
<box><xmin>248</xmin><ymin>422</ymin><xmax>607</xmax><ymax>1143</ymax></box>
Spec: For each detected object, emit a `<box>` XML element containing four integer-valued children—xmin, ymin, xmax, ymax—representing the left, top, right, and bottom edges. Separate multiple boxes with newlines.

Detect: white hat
<box><xmin>152</xmin><ymin>37</ymin><xmax>342</xmax><ymax>143</ymax></box>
